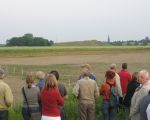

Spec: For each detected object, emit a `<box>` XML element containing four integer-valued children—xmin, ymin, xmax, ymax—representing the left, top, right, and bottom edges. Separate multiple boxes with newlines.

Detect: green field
<box><xmin>0</xmin><ymin>46</ymin><xmax>150</xmax><ymax>58</ymax></box>
<box><xmin>1</xmin><ymin>46</ymin><xmax>150</xmax><ymax>51</ymax></box>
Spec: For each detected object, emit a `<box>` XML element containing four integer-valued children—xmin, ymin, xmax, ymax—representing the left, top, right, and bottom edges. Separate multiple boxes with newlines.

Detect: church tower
<box><xmin>108</xmin><ymin>35</ymin><xmax>110</xmax><ymax>43</ymax></box>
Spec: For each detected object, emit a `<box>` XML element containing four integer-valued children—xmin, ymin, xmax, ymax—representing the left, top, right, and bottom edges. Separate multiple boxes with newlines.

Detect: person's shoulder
<box><xmin>32</xmin><ymin>85</ymin><xmax>40</xmax><ymax>91</ymax></box>
<box><xmin>58</xmin><ymin>82</ymin><xmax>65</xmax><ymax>87</ymax></box>
<box><xmin>140</xmin><ymin>85</ymin><xmax>150</xmax><ymax>94</ymax></box>
<box><xmin>0</xmin><ymin>81</ymin><xmax>11</xmax><ymax>89</ymax></box>
<box><xmin>89</xmin><ymin>78</ymin><xmax>96</xmax><ymax>83</ymax></box>
<box><xmin>100</xmin><ymin>82</ymin><xmax>107</xmax><ymax>87</ymax></box>
<box><xmin>115</xmin><ymin>73</ymin><xmax>120</xmax><ymax>78</ymax></box>
<box><xmin>78</xmin><ymin>78</ymin><xmax>85</xmax><ymax>83</ymax></box>
<box><xmin>143</xmin><ymin>82</ymin><xmax>150</xmax><ymax>87</ymax></box>
<box><xmin>125</xmin><ymin>70</ymin><xmax>131</xmax><ymax>74</ymax></box>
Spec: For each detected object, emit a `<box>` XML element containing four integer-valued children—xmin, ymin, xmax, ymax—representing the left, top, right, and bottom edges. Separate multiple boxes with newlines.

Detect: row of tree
<box><xmin>110</xmin><ymin>36</ymin><xmax>150</xmax><ymax>46</ymax></box>
<box><xmin>6</xmin><ymin>33</ymin><xmax>54</xmax><ymax>46</ymax></box>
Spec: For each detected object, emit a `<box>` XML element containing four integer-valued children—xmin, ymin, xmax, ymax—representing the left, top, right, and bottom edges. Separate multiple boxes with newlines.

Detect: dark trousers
<box><xmin>80</xmin><ymin>103</ymin><xmax>95</xmax><ymax>120</ymax></box>
<box><xmin>22</xmin><ymin>107</ymin><xmax>40</xmax><ymax>120</ymax></box>
<box><xmin>0</xmin><ymin>110</ymin><xmax>8</xmax><ymax>120</ymax></box>
<box><xmin>59</xmin><ymin>106</ymin><xmax>66</xmax><ymax>120</ymax></box>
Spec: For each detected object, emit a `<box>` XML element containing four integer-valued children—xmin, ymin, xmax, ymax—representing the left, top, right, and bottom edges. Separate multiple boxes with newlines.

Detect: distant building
<box><xmin>108</xmin><ymin>35</ymin><xmax>110</xmax><ymax>43</ymax></box>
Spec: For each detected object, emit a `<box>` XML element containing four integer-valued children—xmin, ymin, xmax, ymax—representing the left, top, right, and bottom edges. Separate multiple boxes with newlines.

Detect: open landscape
<box><xmin>1</xmin><ymin>0</ymin><xmax>150</xmax><ymax>119</ymax></box>
<box><xmin>1</xmin><ymin>46</ymin><xmax>150</xmax><ymax>120</ymax></box>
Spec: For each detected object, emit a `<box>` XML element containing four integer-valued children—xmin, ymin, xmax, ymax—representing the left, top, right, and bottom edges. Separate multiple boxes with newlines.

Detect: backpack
<box><xmin>106</xmin><ymin>82</ymin><xmax>117</xmax><ymax>108</ymax></box>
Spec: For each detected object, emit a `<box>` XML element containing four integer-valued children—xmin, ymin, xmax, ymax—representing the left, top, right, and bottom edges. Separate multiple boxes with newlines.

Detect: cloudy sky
<box><xmin>0</xmin><ymin>0</ymin><xmax>150</xmax><ymax>43</ymax></box>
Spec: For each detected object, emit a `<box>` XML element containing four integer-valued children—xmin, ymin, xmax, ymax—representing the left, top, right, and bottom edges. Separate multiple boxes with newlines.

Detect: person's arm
<box><xmin>36</xmin><ymin>87</ymin><xmax>41</xmax><ymax>104</ymax></box>
<box><xmin>115</xmin><ymin>75</ymin><xmax>123</xmax><ymax>97</ymax></box>
<box><xmin>63</xmin><ymin>85</ymin><xmax>68</xmax><ymax>100</ymax></box>
<box><xmin>57</xmin><ymin>90</ymin><xmax>64</xmax><ymax>106</ymax></box>
<box><xmin>72</xmin><ymin>81</ymin><xmax>80</xmax><ymax>98</ymax></box>
<box><xmin>128</xmin><ymin>72</ymin><xmax>132</xmax><ymax>81</ymax></box>
<box><xmin>4</xmin><ymin>85</ymin><xmax>13</xmax><ymax>107</ymax></box>
<box><xmin>63</xmin><ymin>95</ymin><xmax>68</xmax><ymax>100</ymax></box>
<box><xmin>146</xmin><ymin>104</ymin><xmax>150</xmax><ymax>120</ymax></box>
<box><xmin>100</xmin><ymin>83</ymin><xmax>105</xmax><ymax>96</ymax></box>
<box><xmin>94</xmin><ymin>82</ymin><xmax>99</xmax><ymax>98</ymax></box>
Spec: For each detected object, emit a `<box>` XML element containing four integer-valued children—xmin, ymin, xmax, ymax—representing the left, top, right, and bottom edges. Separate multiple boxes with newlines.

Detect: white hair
<box><xmin>110</xmin><ymin>63</ymin><xmax>117</xmax><ymax>70</ymax></box>
<box><xmin>36</xmin><ymin>71</ymin><xmax>45</xmax><ymax>80</ymax></box>
<box><xmin>139</xmin><ymin>70</ymin><xmax>149</xmax><ymax>79</ymax></box>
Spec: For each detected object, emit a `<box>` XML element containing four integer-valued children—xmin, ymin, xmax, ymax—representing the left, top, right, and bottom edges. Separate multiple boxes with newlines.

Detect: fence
<box><xmin>0</xmin><ymin>64</ymin><xmax>78</xmax><ymax>88</ymax></box>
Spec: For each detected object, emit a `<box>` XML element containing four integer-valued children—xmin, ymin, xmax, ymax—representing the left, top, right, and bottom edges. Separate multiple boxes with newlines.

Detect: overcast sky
<box><xmin>0</xmin><ymin>0</ymin><xmax>150</xmax><ymax>43</ymax></box>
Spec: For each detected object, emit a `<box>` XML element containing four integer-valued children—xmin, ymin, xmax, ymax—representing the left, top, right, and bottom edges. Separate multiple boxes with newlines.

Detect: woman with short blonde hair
<box><xmin>41</xmin><ymin>74</ymin><xmax>64</xmax><ymax>120</ymax></box>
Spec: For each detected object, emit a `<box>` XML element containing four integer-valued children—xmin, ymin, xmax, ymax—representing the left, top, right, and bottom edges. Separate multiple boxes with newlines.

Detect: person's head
<box><xmin>26</xmin><ymin>74</ymin><xmax>34</xmax><ymax>88</ymax></box>
<box><xmin>132</xmin><ymin>72</ymin><xmax>139</xmax><ymax>82</ymax></box>
<box><xmin>0</xmin><ymin>68</ymin><xmax>5</xmax><ymax>79</ymax></box>
<box><xmin>81</xmin><ymin>64</ymin><xmax>91</xmax><ymax>70</ymax></box>
<box><xmin>45</xmin><ymin>74</ymin><xmax>57</xmax><ymax>89</ymax></box>
<box><xmin>81</xmin><ymin>64</ymin><xmax>91</xmax><ymax>76</ymax></box>
<box><xmin>81</xmin><ymin>69</ymin><xmax>90</xmax><ymax>78</ymax></box>
<box><xmin>49</xmin><ymin>70</ymin><xmax>59</xmax><ymax>80</ymax></box>
<box><xmin>36</xmin><ymin>71</ymin><xmax>45</xmax><ymax>80</ymax></box>
<box><xmin>138</xmin><ymin>70</ymin><xmax>149</xmax><ymax>84</ymax></box>
<box><xmin>105</xmin><ymin>70</ymin><xmax>115</xmax><ymax>80</ymax></box>
<box><xmin>122</xmin><ymin>63</ymin><xmax>127</xmax><ymax>70</ymax></box>
<box><xmin>110</xmin><ymin>63</ymin><xmax>117</xmax><ymax>71</ymax></box>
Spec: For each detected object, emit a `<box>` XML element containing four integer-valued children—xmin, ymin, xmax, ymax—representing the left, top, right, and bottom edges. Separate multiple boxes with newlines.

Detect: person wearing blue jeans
<box><xmin>100</xmin><ymin>70</ymin><xmax>116</xmax><ymax>120</ymax></box>
<box><xmin>102</xmin><ymin>101</ymin><xmax>115</xmax><ymax>120</ymax></box>
<box><xmin>0</xmin><ymin>110</ymin><xmax>8</xmax><ymax>120</ymax></box>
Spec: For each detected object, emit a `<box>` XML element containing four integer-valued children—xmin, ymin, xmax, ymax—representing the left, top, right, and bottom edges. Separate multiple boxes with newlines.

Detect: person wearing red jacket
<box><xmin>41</xmin><ymin>74</ymin><xmax>64</xmax><ymax>120</ymax></box>
<box><xmin>118</xmin><ymin>63</ymin><xmax>132</xmax><ymax>106</ymax></box>
<box><xmin>118</xmin><ymin>63</ymin><xmax>132</xmax><ymax>97</ymax></box>
<box><xmin>100</xmin><ymin>70</ymin><xmax>116</xmax><ymax>120</ymax></box>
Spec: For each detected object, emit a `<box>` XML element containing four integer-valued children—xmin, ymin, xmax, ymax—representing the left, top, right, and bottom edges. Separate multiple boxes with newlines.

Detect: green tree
<box><xmin>6</xmin><ymin>34</ymin><xmax>54</xmax><ymax>46</ymax></box>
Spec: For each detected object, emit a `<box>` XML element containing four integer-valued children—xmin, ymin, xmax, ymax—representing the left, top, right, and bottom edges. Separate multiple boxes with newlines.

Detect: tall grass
<box><xmin>9</xmin><ymin>93</ymin><xmax>129</xmax><ymax>120</ymax></box>
<box><xmin>9</xmin><ymin>104</ymin><xmax>23</xmax><ymax>120</ymax></box>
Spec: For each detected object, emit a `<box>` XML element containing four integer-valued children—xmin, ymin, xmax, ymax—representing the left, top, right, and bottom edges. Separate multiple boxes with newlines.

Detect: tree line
<box><xmin>6</xmin><ymin>33</ymin><xmax>54</xmax><ymax>46</ymax></box>
<box><xmin>110</xmin><ymin>36</ymin><xmax>150</xmax><ymax>46</ymax></box>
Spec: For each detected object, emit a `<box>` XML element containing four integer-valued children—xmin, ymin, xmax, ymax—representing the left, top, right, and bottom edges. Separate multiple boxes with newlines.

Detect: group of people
<box><xmin>99</xmin><ymin>63</ymin><xmax>150</xmax><ymax>120</ymax></box>
<box><xmin>0</xmin><ymin>63</ymin><xmax>150</xmax><ymax>120</ymax></box>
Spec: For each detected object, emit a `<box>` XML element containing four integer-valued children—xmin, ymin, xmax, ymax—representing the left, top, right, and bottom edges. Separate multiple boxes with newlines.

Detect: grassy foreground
<box><xmin>9</xmin><ymin>93</ymin><xmax>129</xmax><ymax>120</ymax></box>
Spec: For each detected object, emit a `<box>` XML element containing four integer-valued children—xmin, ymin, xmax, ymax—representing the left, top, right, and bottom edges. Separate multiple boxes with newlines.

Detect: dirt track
<box><xmin>0</xmin><ymin>52</ymin><xmax>150</xmax><ymax>65</ymax></box>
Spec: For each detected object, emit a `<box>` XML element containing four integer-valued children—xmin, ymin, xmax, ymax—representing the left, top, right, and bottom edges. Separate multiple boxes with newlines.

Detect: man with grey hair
<box><xmin>36</xmin><ymin>71</ymin><xmax>45</xmax><ymax>90</ymax></box>
<box><xmin>0</xmin><ymin>68</ymin><xmax>13</xmax><ymax>120</ymax></box>
<box><xmin>130</xmin><ymin>70</ymin><xmax>150</xmax><ymax>120</ymax></box>
<box><xmin>73</xmin><ymin>70</ymin><xmax>99</xmax><ymax>120</ymax></box>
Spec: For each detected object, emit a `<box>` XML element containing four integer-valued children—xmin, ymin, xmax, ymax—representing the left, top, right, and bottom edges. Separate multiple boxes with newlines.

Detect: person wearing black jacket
<box><xmin>123</xmin><ymin>72</ymin><xmax>140</xmax><ymax>108</ymax></box>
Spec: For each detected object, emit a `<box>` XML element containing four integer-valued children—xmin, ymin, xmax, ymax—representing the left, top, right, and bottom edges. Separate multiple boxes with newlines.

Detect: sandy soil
<box><xmin>0</xmin><ymin>52</ymin><xmax>150</xmax><ymax>65</ymax></box>
<box><xmin>1</xmin><ymin>51</ymin><xmax>150</xmax><ymax>104</ymax></box>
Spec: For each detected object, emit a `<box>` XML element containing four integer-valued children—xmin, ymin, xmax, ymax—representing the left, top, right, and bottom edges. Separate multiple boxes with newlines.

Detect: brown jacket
<box><xmin>72</xmin><ymin>77</ymin><xmax>99</xmax><ymax>104</ymax></box>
